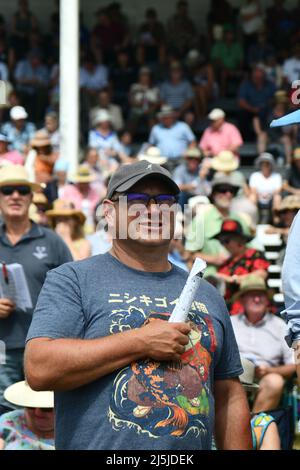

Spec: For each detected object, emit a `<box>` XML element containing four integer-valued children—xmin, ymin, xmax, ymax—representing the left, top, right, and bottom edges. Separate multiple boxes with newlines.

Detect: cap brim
<box><xmin>270</xmin><ymin>109</ymin><xmax>300</xmax><ymax>127</ymax></box>
<box><xmin>109</xmin><ymin>172</ymin><xmax>180</xmax><ymax>197</ymax></box>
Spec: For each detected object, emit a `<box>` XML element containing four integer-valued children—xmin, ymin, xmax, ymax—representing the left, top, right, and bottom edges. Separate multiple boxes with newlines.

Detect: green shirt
<box><xmin>211</xmin><ymin>41</ymin><xmax>243</xmax><ymax>70</ymax></box>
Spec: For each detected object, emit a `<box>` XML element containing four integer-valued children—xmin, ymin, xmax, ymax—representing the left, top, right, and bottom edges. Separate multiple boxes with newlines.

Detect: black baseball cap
<box><xmin>106</xmin><ymin>161</ymin><xmax>180</xmax><ymax>199</ymax></box>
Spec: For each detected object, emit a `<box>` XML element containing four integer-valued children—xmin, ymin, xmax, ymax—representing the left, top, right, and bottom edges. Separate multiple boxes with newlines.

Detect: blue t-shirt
<box><xmin>26</xmin><ymin>253</ymin><xmax>242</xmax><ymax>450</ymax></box>
<box><xmin>238</xmin><ymin>79</ymin><xmax>276</xmax><ymax>109</ymax></box>
<box><xmin>149</xmin><ymin>121</ymin><xmax>196</xmax><ymax>159</ymax></box>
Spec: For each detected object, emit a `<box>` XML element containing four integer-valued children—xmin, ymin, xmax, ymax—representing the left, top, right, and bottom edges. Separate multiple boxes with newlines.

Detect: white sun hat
<box><xmin>4</xmin><ymin>381</ymin><xmax>54</xmax><ymax>408</ymax></box>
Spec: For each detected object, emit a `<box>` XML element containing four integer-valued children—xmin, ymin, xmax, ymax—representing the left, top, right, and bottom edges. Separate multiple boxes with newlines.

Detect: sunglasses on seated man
<box><xmin>111</xmin><ymin>192</ymin><xmax>179</xmax><ymax>207</ymax></box>
<box><xmin>0</xmin><ymin>185</ymin><xmax>32</xmax><ymax>196</ymax></box>
<box><xmin>214</xmin><ymin>186</ymin><xmax>236</xmax><ymax>195</ymax></box>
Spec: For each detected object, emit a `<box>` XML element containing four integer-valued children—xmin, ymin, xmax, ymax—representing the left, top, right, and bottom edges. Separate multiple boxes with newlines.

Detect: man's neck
<box><xmin>216</xmin><ymin>206</ymin><xmax>230</xmax><ymax>218</ymax></box>
<box><xmin>110</xmin><ymin>241</ymin><xmax>171</xmax><ymax>272</ymax></box>
<box><xmin>4</xmin><ymin>217</ymin><xmax>31</xmax><ymax>245</ymax></box>
<box><xmin>245</xmin><ymin>312</ymin><xmax>266</xmax><ymax>325</ymax></box>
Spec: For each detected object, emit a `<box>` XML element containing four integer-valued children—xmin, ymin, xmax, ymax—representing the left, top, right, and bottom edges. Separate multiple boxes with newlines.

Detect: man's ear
<box><xmin>102</xmin><ymin>199</ymin><xmax>116</xmax><ymax>230</ymax></box>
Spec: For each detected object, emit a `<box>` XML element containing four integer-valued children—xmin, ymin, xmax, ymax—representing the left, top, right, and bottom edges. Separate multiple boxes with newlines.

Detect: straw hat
<box><xmin>138</xmin><ymin>146</ymin><xmax>167</xmax><ymax>166</ymax></box>
<box><xmin>293</xmin><ymin>147</ymin><xmax>300</xmax><ymax>160</ymax></box>
<box><xmin>33</xmin><ymin>192</ymin><xmax>48</xmax><ymax>206</ymax></box>
<box><xmin>275</xmin><ymin>195</ymin><xmax>300</xmax><ymax>213</ymax></box>
<box><xmin>0</xmin><ymin>164</ymin><xmax>42</xmax><ymax>192</ymax></box>
<box><xmin>275</xmin><ymin>90</ymin><xmax>289</xmax><ymax>104</ymax></box>
<box><xmin>239</xmin><ymin>358</ymin><xmax>259</xmax><ymax>392</ymax></box>
<box><xmin>31</xmin><ymin>130</ymin><xmax>51</xmax><ymax>148</ymax></box>
<box><xmin>184</xmin><ymin>148</ymin><xmax>203</xmax><ymax>160</ymax></box>
<box><xmin>46</xmin><ymin>199</ymin><xmax>86</xmax><ymax>225</ymax></box>
<box><xmin>71</xmin><ymin>165</ymin><xmax>97</xmax><ymax>184</ymax></box>
<box><xmin>212</xmin><ymin>150</ymin><xmax>239</xmax><ymax>172</ymax></box>
<box><xmin>233</xmin><ymin>274</ymin><xmax>271</xmax><ymax>302</ymax></box>
<box><xmin>4</xmin><ymin>381</ymin><xmax>54</xmax><ymax>408</ymax></box>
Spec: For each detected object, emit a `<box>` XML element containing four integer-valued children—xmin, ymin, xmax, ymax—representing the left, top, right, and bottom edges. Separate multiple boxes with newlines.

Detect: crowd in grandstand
<box><xmin>0</xmin><ymin>0</ymin><xmax>300</xmax><ymax>451</ymax></box>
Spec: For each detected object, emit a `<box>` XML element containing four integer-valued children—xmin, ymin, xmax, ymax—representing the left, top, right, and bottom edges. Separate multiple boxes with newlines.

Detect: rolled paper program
<box><xmin>169</xmin><ymin>258</ymin><xmax>207</xmax><ymax>323</ymax></box>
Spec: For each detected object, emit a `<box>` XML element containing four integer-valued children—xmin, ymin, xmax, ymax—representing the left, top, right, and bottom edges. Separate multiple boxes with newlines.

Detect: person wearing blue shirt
<box><xmin>148</xmin><ymin>105</ymin><xmax>196</xmax><ymax>168</ymax></box>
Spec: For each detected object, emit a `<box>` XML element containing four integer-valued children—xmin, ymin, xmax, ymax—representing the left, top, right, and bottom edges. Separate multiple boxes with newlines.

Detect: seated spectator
<box><xmin>0</xmin><ymin>380</ymin><xmax>54</xmax><ymax>450</ymax></box>
<box><xmin>238</xmin><ymin>66</ymin><xmax>276</xmax><ymax>152</ymax></box>
<box><xmin>10</xmin><ymin>0</ymin><xmax>39</xmax><ymax>61</ymax></box>
<box><xmin>231</xmin><ymin>275</ymin><xmax>295</xmax><ymax>413</ymax></box>
<box><xmin>267</xmin><ymin>91</ymin><xmax>296</xmax><ymax>165</ymax></box>
<box><xmin>60</xmin><ymin>164</ymin><xmax>102</xmax><ymax>232</ymax></box>
<box><xmin>136</xmin><ymin>8</ymin><xmax>166</xmax><ymax>66</ymax></box>
<box><xmin>137</xmin><ymin>145</ymin><xmax>167</xmax><ymax>166</ymax></box>
<box><xmin>88</xmin><ymin>110</ymin><xmax>128</xmax><ymax>173</ymax></box>
<box><xmin>185</xmin><ymin>174</ymin><xmax>251</xmax><ymax>276</ymax></box>
<box><xmin>247</xmin><ymin>29</ymin><xmax>275</xmax><ymax>67</ymax></box>
<box><xmin>213</xmin><ymin>219</ymin><xmax>269</xmax><ymax>314</ymax></box>
<box><xmin>46</xmin><ymin>200</ymin><xmax>91</xmax><ymax>260</ymax></box>
<box><xmin>282</xmin><ymin>44</ymin><xmax>300</xmax><ymax>86</ymax></box>
<box><xmin>49</xmin><ymin>158</ymin><xmax>69</xmax><ymax>201</ymax></box>
<box><xmin>0</xmin><ymin>134</ymin><xmax>24</xmax><ymax>166</ymax></box>
<box><xmin>128</xmin><ymin>67</ymin><xmax>160</xmax><ymax>136</ymax></box>
<box><xmin>119</xmin><ymin>130</ymin><xmax>133</xmax><ymax>157</ymax></box>
<box><xmin>283</xmin><ymin>147</ymin><xmax>300</xmax><ymax>195</ymax></box>
<box><xmin>173</xmin><ymin>147</ymin><xmax>211</xmax><ymax>208</ymax></box>
<box><xmin>211</xmin><ymin>26</ymin><xmax>244</xmax><ymax>96</ymax></box>
<box><xmin>189</xmin><ymin>55</ymin><xmax>217</xmax><ymax>119</ymax></box>
<box><xmin>42</xmin><ymin>111</ymin><xmax>60</xmax><ymax>153</ymax></box>
<box><xmin>159</xmin><ymin>61</ymin><xmax>194</xmax><ymax>120</ymax></box>
<box><xmin>239</xmin><ymin>0</ymin><xmax>264</xmax><ymax>52</ymax></box>
<box><xmin>87</xmin><ymin>200</ymin><xmax>112</xmax><ymax>257</ymax></box>
<box><xmin>110</xmin><ymin>49</ymin><xmax>136</xmax><ymax>109</ymax></box>
<box><xmin>14</xmin><ymin>49</ymin><xmax>49</xmax><ymax>123</ymax></box>
<box><xmin>166</xmin><ymin>0</ymin><xmax>197</xmax><ymax>56</ymax></box>
<box><xmin>199</xmin><ymin>108</ymin><xmax>243</xmax><ymax>157</ymax></box>
<box><xmin>1</xmin><ymin>105</ymin><xmax>36</xmax><ymax>155</ymax></box>
<box><xmin>207</xmin><ymin>0</ymin><xmax>235</xmax><ymax>40</ymax></box>
<box><xmin>90</xmin><ymin>88</ymin><xmax>124</xmax><ymax>132</ymax></box>
<box><xmin>249</xmin><ymin>153</ymin><xmax>282</xmax><ymax>223</ymax></box>
<box><xmin>31</xmin><ymin>192</ymin><xmax>50</xmax><ymax>227</ymax></box>
<box><xmin>148</xmin><ymin>105</ymin><xmax>196</xmax><ymax>168</ymax></box>
<box><xmin>26</xmin><ymin>130</ymin><xmax>57</xmax><ymax>185</ymax></box>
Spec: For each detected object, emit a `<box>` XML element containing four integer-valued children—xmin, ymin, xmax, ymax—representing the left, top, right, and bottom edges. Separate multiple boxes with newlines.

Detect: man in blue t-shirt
<box><xmin>25</xmin><ymin>160</ymin><xmax>252</xmax><ymax>450</ymax></box>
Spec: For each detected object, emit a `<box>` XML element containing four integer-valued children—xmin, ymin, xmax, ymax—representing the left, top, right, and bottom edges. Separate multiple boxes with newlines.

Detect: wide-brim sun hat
<box><xmin>255</xmin><ymin>152</ymin><xmax>276</xmax><ymax>169</ymax></box>
<box><xmin>31</xmin><ymin>130</ymin><xmax>51</xmax><ymax>148</ymax></box>
<box><xmin>4</xmin><ymin>381</ymin><xmax>54</xmax><ymax>408</ymax></box>
<box><xmin>94</xmin><ymin>109</ymin><xmax>112</xmax><ymax>124</ymax></box>
<box><xmin>211</xmin><ymin>173</ymin><xmax>240</xmax><ymax>196</ymax></box>
<box><xmin>233</xmin><ymin>274</ymin><xmax>272</xmax><ymax>302</ymax></box>
<box><xmin>275</xmin><ymin>195</ymin><xmax>300</xmax><ymax>213</ymax></box>
<box><xmin>157</xmin><ymin>105</ymin><xmax>175</xmax><ymax>119</ymax></box>
<box><xmin>212</xmin><ymin>150</ymin><xmax>239</xmax><ymax>172</ymax></box>
<box><xmin>0</xmin><ymin>164</ymin><xmax>42</xmax><ymax>192</ymax></box>
<box><xmin>71</xmin><ymin>165</ymin><xmax>97</xmax><ymax>184</ymax></box>
<box><xmin>46</xmin><ymin>199</ymin><xmax>86</xmax><ymax>225</ymax></box>
<box><xmin>138</xmin><ymin>146</ymin><xmax>167</xmax><ymax>166</ymax></box>
<box><xmin>184</xmin><ymin>148</ymin><xmax>203</xmax><ymax>159</ymax></box>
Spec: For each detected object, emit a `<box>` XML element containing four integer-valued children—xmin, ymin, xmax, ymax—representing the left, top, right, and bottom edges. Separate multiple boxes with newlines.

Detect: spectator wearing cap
<box><xmin>231</xmin><ymin>275</ymin><xmax>295</xmax><ymax>414</ymax></box>
<box><xmin>148</xmin><ymin>105</ymin><xmax>196</xmax><ymax>168</ymax></box>
<box><xmin>213</xmin><ymin>219</ymin><xmax>269</xmax><ymax>315</ymax></box>
<box><xmin>46</xmin><ymin>200</ymin><xmax>91</xmax><ymax>261</ymax></box>
<box><xmin>238</xmin><ymin>66</ymin><xmax>276</xmax><ymax>151</ymax></box>
<box><xmin>199</xmin><ymin>108</ymin><xmax>243</xmax><ymax>158</ymax></box>
<box><xmin>185</xmin><ymin>174</ymin><xmax>251</xmax><ymax>276</ymax></box>
<box><xmin>14</xmin><ymin>49</ymin><xmax>50</xmax><ymax>123</ymax></box>
<box><xmin>0</xmin><ymin>134</ymin><xmax>24</xmax><ymax>166</ymax></box>
<box><xmin>0</xmin><ymin>380</ymin><xmax>54</xmax><ymax>450</ymax></box>
<box><xmin>173</xmin><ymin>148</ymin><xmax>211</xmax><ymax>208</ymax></box>
<box><xmin>283</xmin><ymin>147</ymin><xmax>300</xmax><ymax>196</ymax></box>
<box><xmin>89</xmin><ymin>88</ymin><xmax>124</xmax><ymax>132</ymax></box>
<box><xmin>0</xmin><ymin>164</ymin><xmax>72</xmax><ymax>415</ymax></box>
<box><xmin>128</xmin><ymin>67</ymin><xmax>161</xmax><ymax>136</ymax></box>
<box><xmin>1</xmin><ymin>106</ymin><xmax>36</xmax><ymax>155</ymax></box>
<box><xmin>88</xmin><ymin>110</ymin><xmax>129</xmax><ymax>172</ymax></box>
<box><xmin>159</xmin><ymin>62</ymin><xmax>195</xmax><ymax>120</ymax></box>
<box><xmin>166</xmin><ymin>0</ymin><xmax>197</xmax><ymax>56</ymax></box>
<box><xmin>249</xmin><ymin>152</ymin><xmax>282</xmax><ymax>223</ymax></box>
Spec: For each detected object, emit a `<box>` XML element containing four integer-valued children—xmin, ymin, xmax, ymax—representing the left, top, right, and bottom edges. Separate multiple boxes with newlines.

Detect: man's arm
<box><xmin>25</xmin><ymin>320</ymin><xmax>191</xmax><ymax>392</ymax></box>
<box><xmin>256</xmin><ymin>364</ymin><xmax>295</xmax><ymax>380</ymax></box>
<box><xmin>214</xmin><ymin>378</ymin><xmax>252</xmax><ymax>450</ymax></box>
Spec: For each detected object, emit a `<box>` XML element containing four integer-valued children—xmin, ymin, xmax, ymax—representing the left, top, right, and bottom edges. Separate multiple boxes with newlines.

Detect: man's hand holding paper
<box><xmin>0</xmin><ymin>298</ymin><xmax>15</xmax><ymax>319</ymax></box>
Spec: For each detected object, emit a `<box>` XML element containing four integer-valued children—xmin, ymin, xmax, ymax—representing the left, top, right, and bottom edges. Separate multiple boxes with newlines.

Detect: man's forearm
<box><xmin>269</xmin><ymin>364</ymin><xmax>295</xmax><ymax>379</ymax></box>
<box><xmin>25</xmin><ymin>329</ymin><xmax>146</xmax><ymax>392</ymax></box>
<box><xmin>214</xmin><ymin>378</ymin><xmax>252</xmax><ymax>450</ymax></box>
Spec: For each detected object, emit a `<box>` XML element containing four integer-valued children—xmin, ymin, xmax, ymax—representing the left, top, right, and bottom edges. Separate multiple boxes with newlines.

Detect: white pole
<box><xmin>60</xmin><ymin>0</ymin><xmax>79</xmax><ymax>177</ymax></box>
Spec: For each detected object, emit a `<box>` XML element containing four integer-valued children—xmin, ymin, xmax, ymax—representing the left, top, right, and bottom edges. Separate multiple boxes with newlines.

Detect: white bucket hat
<box><xmin>208</xmin><ymin>108</ymin><xmax>225</xmax><ymax>121</ymax></box>
<box><xmin>138</xmin><ymin>146</ymin><xmax>167</xmax><ymax>166</ymax></box>
<box><xmin>94</xmin><ymin>109</ymin><xmax>112</xmax><ymax>124</ymax></box>
<box><xmin>4</xmin><ymin>381</ymin><xmax>54</xmax><ymax>408</ymax></box>
<box><xmin>10</xmin><ymin>106</ymin><xmax>28</xmax><ymax>121</ymax></box>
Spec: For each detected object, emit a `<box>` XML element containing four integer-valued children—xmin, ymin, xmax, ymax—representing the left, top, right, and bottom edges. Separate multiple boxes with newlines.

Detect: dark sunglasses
<box><xmin>114</xmin><ymin>193</ymin><xmax>178</xmax><ymax>207</ymax></box>
<box><xmin>0</xmin><ymin>185</ymin><xmax>32</xmax><ymax>196</ymax></box>
<box><xmin>215</xmin><ymin>186</ymin><xmax>235</xmax><ymax>195</ymax></box>
<box><xmin>27</xmin><ymin>407</ymin><xmax>53</xmax><ymax>413</ymax></box>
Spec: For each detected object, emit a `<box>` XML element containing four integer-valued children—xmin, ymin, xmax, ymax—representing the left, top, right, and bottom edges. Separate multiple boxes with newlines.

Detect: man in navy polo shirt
<box><xmin>0</xmin><ymin>165</ymin><xmax>72</xmax><ymax>415</ymax></box>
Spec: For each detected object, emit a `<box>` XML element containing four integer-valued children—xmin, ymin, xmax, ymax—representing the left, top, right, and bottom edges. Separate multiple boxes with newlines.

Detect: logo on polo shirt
<box><xmin>32</xmin><ymin>246</ymin><xmax>48</xmax><ymax>260</ymax></box>
<box><xmin>146</xmin><ymin>164</ymin><xmax>152</xmax><ymax>170</ymax></box>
